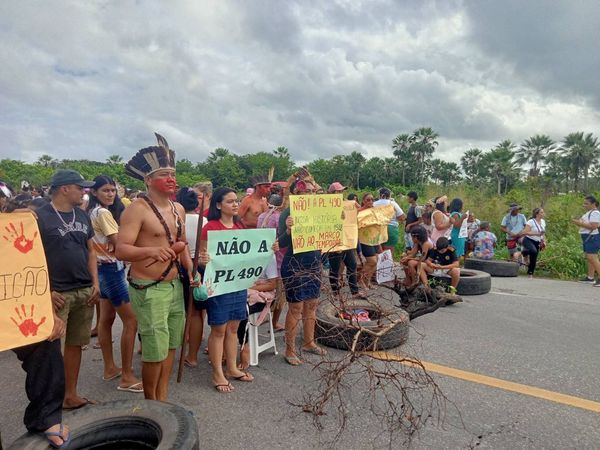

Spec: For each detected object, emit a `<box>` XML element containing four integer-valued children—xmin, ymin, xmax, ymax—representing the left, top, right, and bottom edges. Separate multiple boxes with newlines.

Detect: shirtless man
<box><xmin>116</xmin><ymin>136</ymin><xmax>196</xmax><ymax>400</ymax></box>
<box><xmin>239</xmin><ymin>180</ymin><xmax>271</xmax><ymax>228</ymax></box>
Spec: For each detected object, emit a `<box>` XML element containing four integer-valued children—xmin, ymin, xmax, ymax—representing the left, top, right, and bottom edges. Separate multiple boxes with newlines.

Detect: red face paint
<box><xmin>152</xmin><ymin>175</ymin><xmax>177</xmax><ymax>193</ymax></box>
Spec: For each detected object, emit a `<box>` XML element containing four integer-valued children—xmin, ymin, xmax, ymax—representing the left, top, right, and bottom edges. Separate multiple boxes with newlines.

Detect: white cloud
<box><xmin>0</xmin><ymin>0</ymin><xmax>597</xmax><ymax>167</ymax></box>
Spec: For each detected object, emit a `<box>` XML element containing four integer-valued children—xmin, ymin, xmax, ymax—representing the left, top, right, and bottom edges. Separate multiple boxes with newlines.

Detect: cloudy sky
<box><xmin>1</xmin><ymin>0</ymin><xmax>599</xmax><ymax>165</ymax></box>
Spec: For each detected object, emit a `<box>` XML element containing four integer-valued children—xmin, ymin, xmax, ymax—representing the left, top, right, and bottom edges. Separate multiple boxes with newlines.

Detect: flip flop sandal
<box><xmin>93</xmin><ymin>339</ymin><xmax>114</xmax><ymax>349</ymax></box>
<box><xmin>184</xmin><ymin>359</ymin><xmax>198</xmax><ymax>368</ymax></box>
<box><xmin>231</xmin><ymin>372</ymin><xmax>254</xmax><ymax>382</ymax></box>
<box><xmin>214</xmin><ymin>382</ymin><xmax>234</xmax><ymax>393</ymax></box>
<box><xmin>285</xmin><ymin>355</ymin><xmax>302</xmax><ymax>366</ymax></box>
<box><xmin>63</xmin><ymin>397</ymin><xmax>96</xmax><ymax>411</ymax></box>
<box><xmin>44</xmin><ymin>423</ymin><xmax>71</xmax><ymax>449</ymax></box>
<box><xmin>302</xmin><ymin>346</ymin><xmax>328</xmax><ymax>356</ymax></box>
<box><xmin>117</xmin><ymin>382</ymin><xmax>144</xmax><ymax>393</ymax></box>
<box><xmin>102</xmin><ymin>371</ymin><xmax>122</xmax><ymax>381</ymax></box>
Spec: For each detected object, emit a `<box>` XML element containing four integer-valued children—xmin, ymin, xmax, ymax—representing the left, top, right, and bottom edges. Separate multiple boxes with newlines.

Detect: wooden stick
<box><xmin>177</xmin><ymin>196</ymin><xmax>205</xmax><ymax>383</ymax></box>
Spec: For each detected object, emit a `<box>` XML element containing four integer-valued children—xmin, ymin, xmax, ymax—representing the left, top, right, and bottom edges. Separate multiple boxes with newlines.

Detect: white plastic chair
<box><xmin>247</xmin><ymin>308</ymin><xmax>278</xmax><ymax>366</ymax></box>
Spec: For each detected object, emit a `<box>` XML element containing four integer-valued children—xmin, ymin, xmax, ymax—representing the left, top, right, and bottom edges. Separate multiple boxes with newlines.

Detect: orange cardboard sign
<box><xmin>0</xmin><ymin>212</ymin><xmax>54</xmax><ymax>351</ymax></box>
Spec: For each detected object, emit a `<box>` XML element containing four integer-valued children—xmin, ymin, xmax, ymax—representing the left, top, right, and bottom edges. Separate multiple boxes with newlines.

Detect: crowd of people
<box><xmin>1</xmin><ymin>134</ymin><xmax>599</xmax><ymax>448</ymax></box>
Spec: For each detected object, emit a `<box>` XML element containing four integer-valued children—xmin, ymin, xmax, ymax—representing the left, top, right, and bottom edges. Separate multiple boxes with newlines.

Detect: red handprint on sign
<box><xmin>11</xmin><ymin>304</ymin><xmax>46</xmax><ymax>337</ymax></box>
<box><xmin>3</xmin><ymin>221</ymin><xmax>37</xmax><ymax>254</ymax></box>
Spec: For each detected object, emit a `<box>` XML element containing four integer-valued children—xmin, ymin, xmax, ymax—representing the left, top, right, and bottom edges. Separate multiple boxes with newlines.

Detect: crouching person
<box><xmin>419</xmin><ymin>237</ymin><xmax>460</xmax><ymax>294</ymax></box>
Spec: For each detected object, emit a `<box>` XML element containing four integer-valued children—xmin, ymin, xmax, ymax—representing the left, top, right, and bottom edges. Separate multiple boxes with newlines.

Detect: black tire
<box><xmin>8</xmin><ymin>400</ymin><xmax>199</xmax><ymax>450</ymax></box>
<box><xmin>464</xmin><ymin>258</ymin><xmax>519</xmax><ymax>277</ymax></box>
<box><xmin>431</xmin><ymin>269</ymin><xmax>491</xmax><ymax>296</ymax></box>
<box><xmin>315</xmin><ymin>298</ymin><xmax>410</xmax><ymax>351</ymax></box>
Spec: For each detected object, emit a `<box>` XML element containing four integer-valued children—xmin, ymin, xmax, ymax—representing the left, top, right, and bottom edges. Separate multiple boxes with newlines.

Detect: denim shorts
<box><xmin>582</xmin><ymin>233</ymin><xmax>600</xmax><ymax>254</ymax></box>
<box><xmin>98</xmin><ymin>262</ymin><xmax>130</xmax><ymax>307</ymax></box>
<box><xmin>206</xmin><ymin>290</ymin><xmax>248</xmax><ymax>326</ymax></box>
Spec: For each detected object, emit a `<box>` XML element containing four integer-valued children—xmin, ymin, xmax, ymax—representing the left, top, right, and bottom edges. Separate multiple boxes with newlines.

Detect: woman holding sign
<box><xmin>358</xmin><ymin>192</ymin><xmax>380</xmax><ymax>289</ymax></box>
<box><xmin>200</xmin><ymin>187</ymin><xmax>254</xmax><ymax>393</ymax></box>
<box><xmin>279</xmin><ymin>178</ymin><xmax>327</xmax><ymax>366</ymax></box>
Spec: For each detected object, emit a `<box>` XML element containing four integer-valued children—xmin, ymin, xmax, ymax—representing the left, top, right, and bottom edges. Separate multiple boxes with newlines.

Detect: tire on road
<box><xmin>464</xmin><ymin>258</ymin><xmax>519</xmax><ymax>277</ymax></box>
<box><xmin>431</xmin><ymin>269</ymin><xmax>491</xmax><ymax>296</ymax></box>
<box><xmin>9</xmin><ymin>400</ymin><xmax>199</xmax><ymax>450</ymax></box>
<box><xmin>315</xmin><ymin>298</ymin><xmax>410</xmax><ymax>351</ymax></box>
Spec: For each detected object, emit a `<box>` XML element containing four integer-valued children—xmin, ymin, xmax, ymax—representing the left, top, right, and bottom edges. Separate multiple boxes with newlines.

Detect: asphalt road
<box><xmin>1</xmin><ymin>276</ymin><xmax>599</xmax><ymax>449</ymax></box>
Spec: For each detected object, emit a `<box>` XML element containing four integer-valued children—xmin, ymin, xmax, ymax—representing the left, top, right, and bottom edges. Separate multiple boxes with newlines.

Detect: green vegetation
<box><xmin>1</xmin><ymin>128</ymin><xmax>598</xmax><ymax>280</ymax></box>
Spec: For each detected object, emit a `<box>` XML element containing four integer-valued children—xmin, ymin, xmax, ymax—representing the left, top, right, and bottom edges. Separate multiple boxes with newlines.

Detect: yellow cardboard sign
<box><xmin>0</xmin><ymin>213</ymin><xmax>54</xmax><ymax>351</ymax></box>
<box><xmin>357</xmin><ymin>204</ymin><xmax>395</xmax><ymax>246</ymax></box>
<box><xmin>331</xmin><ymin>200</ymin><xmax>359</xmax><ymax>252</ymax></box>
<box><xmin>290</xmin><ymin>194</ymin><xmax>344</xmax><ymax>253</ymax></box>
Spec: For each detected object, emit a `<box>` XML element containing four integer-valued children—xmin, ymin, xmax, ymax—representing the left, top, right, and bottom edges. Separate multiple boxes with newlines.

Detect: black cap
<box><xmin>50</xmin><ymin>169</ymin><xmax>94</xmax><ymax>188</ymax></box>
<box><xmin>508</xmin><ymin>202</ymin><xmax>522</xmax><ymax>212</ymax></box>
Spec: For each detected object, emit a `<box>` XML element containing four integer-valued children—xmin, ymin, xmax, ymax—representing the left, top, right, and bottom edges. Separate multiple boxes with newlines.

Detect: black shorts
<box><xmin>361</xmin><ymin>244</ymin><xmax>378</xmax><ymax>257</ymax></box>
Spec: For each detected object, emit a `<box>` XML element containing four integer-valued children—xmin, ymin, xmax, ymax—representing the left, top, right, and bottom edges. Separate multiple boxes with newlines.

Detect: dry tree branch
<box><xmin>285</xmin><ymin>256</ymin><xmax>461</xmax><ymax>447</ymax></box>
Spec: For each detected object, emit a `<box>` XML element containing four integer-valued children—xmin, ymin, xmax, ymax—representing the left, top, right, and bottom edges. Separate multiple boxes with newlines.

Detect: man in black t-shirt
<box><xmin>404</xmin><ymin>191</ymin><xmax>421</xmax><ymax>250</ymax></box>
<box><xmin>419</xmin><ymin>237</ymin><xmax>460</xmax><ymax>293</ymax></box>
<box><xmin>37</xmin><ymin>169</ymin><xmax>100</xmax><ymax>410</ymax></box>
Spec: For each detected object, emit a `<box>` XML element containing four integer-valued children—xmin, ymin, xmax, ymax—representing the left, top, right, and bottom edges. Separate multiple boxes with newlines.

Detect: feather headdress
<box><xmin>125</xmin><ymin>133</ymin><xmax>176</xmax><ymax>181</ymax></box>
<box><xmin>249</xmin><ymin>165</ymin><xmax>275</xmax><ymax>186</ymax></box>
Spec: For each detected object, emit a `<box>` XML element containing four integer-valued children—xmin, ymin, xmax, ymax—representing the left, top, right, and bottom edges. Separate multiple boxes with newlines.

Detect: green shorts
<box><xmin>56</xmin><ymin>286</ymin><xmax>94</xmax><ymax>347</ymax></box>
<box><xmin>383</xmin><ymin>224</ymin><xmax>400</xmax><ymax>248</ymax></box>
<box><xmin>129</xmin><ymin>279</ymin><xmax>185</xmax><ymax>363</ymax></box>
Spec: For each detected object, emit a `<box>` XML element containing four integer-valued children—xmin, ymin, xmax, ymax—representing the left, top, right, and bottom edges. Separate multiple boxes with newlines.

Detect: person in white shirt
<box><xmin>572</xmin><ymin>195</ymin><xmax>600</xmax><ymax>286</ymax></box>
<box><xmin>176</xmin><ymin>187</ymin><xmax>208</xmax><ymax>368</ymax></box>
<box><xmin>373</xmin><ymin>187</ymin><xmax>405</xmax><ymax>253</ymax></box>
<box><xmin>521</xmin><ymin>208</ymin><xmax>546</xmax><ymax>277</ymax></box>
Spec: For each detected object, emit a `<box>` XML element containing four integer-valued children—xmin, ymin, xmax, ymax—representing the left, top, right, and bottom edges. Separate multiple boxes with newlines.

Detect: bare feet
<box><xmin>184</xmin><ymin>358</ymin><xmax>198</xmax><ymax>368</ymax></box>
<box><xmin>238</xmin><ymin>346</ymin><xmax>250</xmax><ymax>370</ymax></box>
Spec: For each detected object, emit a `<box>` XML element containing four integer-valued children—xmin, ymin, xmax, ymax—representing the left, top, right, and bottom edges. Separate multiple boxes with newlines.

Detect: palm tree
<box><xmin>273</xmin><ymin>147</ymin><xmax>290</xmax><ymax>159</ymax></box>
<box><xmin>460</xmin><ymin>148</ymin><xmax>485</xmax><ymax>184</ymax></box>
<box><xmin>207</xmin><ymin>148</ymin><xmax>231</xmax><ymax>163</ymax></box>
<box><xmin>345</xmin><ymin>151</ymin><xmax>366</xmax><ymax>189</ymax></box>
<box><xmin>36</xmin><ymin>154</ymin><xmax>58</xmax><ymax>168</ymax></box>
<box><xmin>561</xmin><ymin>132</ymin><xmax>600</xmax><ymax>191</ymax></box>
<box><xmin>391</xmin><ymin>133</ymin><xmax>414</xmax><ymax>186</ymax></box>
<box><xmin>106</xmin><ymin>154</ymin><xmax>124</xmax><ymax>165</ymax></box>
<box><xmin>484</xmin><ymin>140</ymin><xmax>519</xmax><ymax>195</ymax></box>
<box><xmin>411</xmin><ymin>127</ymin><xmax>439</xmax><ymax>184</ymax></box>
<box><xmin>515</xmin><ymin>134</ymin><xmax>555</xmax><ymax>177</ymax></box>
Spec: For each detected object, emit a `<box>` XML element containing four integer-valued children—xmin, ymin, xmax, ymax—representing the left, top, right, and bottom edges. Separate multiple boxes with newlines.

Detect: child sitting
<box><xmin>472</xmin><ymin>221</ymin><xmax>497</xmax><ymax>260</ymax></box>
<box><xmin>420</xmin><ymin>236</ymin><xmax>460</xmax><ymax>294</ymax></box>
